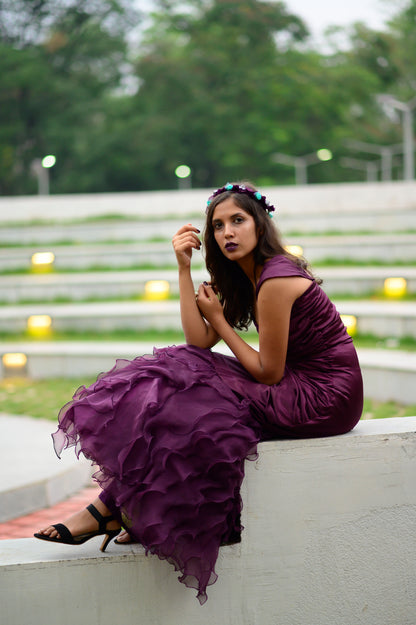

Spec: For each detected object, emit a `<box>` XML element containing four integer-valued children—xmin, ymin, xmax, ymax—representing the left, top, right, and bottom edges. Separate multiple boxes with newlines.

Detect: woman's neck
<box><xmin>238</xmin><ymin>258</ymin><xmax>264</xmax><ymax>288</ymax></box>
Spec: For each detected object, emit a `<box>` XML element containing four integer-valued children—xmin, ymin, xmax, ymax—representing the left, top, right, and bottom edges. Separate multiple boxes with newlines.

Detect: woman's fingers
<box><xmin>172</xmin><ymin>231</ymin><xmax>201</xmax><ymax>259</ymax></box>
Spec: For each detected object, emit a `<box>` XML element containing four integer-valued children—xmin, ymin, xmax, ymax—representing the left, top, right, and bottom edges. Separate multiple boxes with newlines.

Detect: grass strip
<box><xmin>0</xmin><ymin>330</ymin><xmax>416</xmax><ymax>351</ymax></box>
<box><xmin>1</xmin><ymin>375</ymin><xmax>415</xmax><ymax>422</ymax></box>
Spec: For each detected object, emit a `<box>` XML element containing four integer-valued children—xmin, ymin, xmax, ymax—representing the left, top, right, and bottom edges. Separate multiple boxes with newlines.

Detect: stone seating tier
<box><xmin>2</xmin><ymin>233</ymin><xmax>416</xmax><ymax>272</ymax></box>
<box><xmin>1</xmin><ymin>266</ymin><xmax>416</xmax><ymax>304</ymax></box>
<box><xmin>1</xmin><ymin>299</ymin><xmax>416</xmax><ymax>339</ymax></box>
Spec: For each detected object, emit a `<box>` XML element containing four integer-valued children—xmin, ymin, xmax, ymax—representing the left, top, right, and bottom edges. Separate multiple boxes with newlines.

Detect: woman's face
<box><xmin>211</xmin><ymin>197</ymin><xmax>259</xmax><ymax>265</ymax></box>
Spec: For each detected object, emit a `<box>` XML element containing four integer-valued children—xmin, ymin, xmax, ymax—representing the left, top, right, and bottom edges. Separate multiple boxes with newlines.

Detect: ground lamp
<box><xmin>383</xmin><ymin>277</ymin><xmax>407</xmax><ymax>298</ymax></box>
<box><xmin>31</xmin><ymin>252</ymin><xmax>55</xmax><ymax>272</ymax></box>
<box><xmin>340</xmin><ymin>315</ymin><xmax>357</xmax><ymax>337</ymax></box>
<box><xmin>2</xmin><ymin>353</ymin><xmax>28</xmax><ymax>377</ymax></box>
<box><xmin>144</xmin><ymin>280</ymin><xmax>170</xmax><ymax>301</ymax></box>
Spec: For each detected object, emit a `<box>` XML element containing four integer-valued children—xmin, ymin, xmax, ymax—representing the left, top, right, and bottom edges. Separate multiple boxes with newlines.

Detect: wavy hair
<box><xmin>203</xmin><ymin>183</ymin><xmax>319</xmax><ymax>330</ymax></box>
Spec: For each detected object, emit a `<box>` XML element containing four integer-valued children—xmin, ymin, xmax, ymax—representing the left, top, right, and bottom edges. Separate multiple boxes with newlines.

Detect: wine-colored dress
<box><xmin>52</xmin><ymin>255</ymin><xmax>363</xmax><ymax>604</ymax></box>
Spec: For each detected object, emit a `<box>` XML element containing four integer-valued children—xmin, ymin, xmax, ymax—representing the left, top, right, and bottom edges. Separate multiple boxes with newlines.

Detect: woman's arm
<box><xmin>172</xmin><ymin>224</ymin><xmax>219</xmax><ymax>349</ymax></box>
<box><xmin>196</xmin><ymin>277</ymin><xmax>310</xmax><ymax>384</ymax></box>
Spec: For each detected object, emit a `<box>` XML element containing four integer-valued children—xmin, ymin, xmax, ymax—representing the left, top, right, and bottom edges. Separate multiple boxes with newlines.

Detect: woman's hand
<box><xmin>172</xmin><ymin>224</ymin><xmax>201</xmax><ymax>270</ymax></box>
<box><xmin>196</xmin><ymin>282</ymin><xmax>225</xmax><ymax>326</ymax></box>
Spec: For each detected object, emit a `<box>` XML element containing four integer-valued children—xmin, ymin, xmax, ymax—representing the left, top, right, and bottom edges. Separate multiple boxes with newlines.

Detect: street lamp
<box><xmin>31</xmin><ymin>154</ymin><xmax>56</xmax><ymax>194</ymax></box>
<box><xmin>174</xmin><ymin>164</ymin><xmax>192</xmax><ymax>189</ymax></box>
<box><xmin>377</xmin><ymin>95</ymin><xmax>416</xmax><ymax>180</ymax></box>
<box><xmin>272</xmin><ymin>149</ymin><xmax>332</xmax><ymax>185</ymax></box>
<box><xmin>344</xmin><ymin>139</ymin><xmax>403</xmax><ymax>181</ymax></box>
<box><xmin>340</xmin><ymin>157</ymin><xmax>379</xmax><ymax>182</ymax></box>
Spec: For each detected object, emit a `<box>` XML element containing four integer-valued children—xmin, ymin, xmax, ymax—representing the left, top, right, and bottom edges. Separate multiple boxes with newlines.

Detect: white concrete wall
<box><xmin>1</xmin><ymin>417</ymin><xmax>416</xmax><ymax>625</ymax></box>
<box><xmin>0</xmin><ymin>180</ymin><xmax>415</xmax><ymax>223</ymax></box>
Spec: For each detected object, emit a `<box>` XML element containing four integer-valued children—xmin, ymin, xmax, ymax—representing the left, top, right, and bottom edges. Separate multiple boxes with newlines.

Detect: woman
<box><xmin>34</xmin><ymin>183</ymin><xmax>363</xmax><ymax>604</ymax></box>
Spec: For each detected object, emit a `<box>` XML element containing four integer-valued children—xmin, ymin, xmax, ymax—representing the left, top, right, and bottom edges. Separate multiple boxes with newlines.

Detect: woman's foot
<box><xmin>36</xmin><ymin>497</ymin><xmax>121</xmax><ymax>540</ymax></box>
<box><xmin>115</xmin><ymin>530</ymin><xmax>135</xmax><ymax>544</ymax></box>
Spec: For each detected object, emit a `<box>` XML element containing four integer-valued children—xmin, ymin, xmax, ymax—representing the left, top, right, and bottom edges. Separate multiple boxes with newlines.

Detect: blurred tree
<box><xmin>0</xmin><ymin>0</ymin><xmax>140</xmax><ymax>194</ymax></box>
<box><xmin>1</xmin><ymin>0</ymin><xmax>415</xmax><ymax>193</ymax></box>
<box><xmin>125</xmin><ymin>0</ymin><xmax>312</xmax><ymax>189</ymax></box>
<box><xmin>125</xmin><ymin>0</ymin><xmax>388</xmax><ymax>188</ymax></box>
<box><xmin>387</xmin><ymin>0</ymin><xmax>416</xmax><ymax>96</ymax></box>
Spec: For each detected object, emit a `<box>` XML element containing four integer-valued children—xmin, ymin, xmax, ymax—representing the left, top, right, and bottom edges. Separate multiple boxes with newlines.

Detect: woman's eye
<box><xmin>234</xmin><ymin>217</ymin><xmax>244</xmax><ymax>224</ymax></box>
<box><xmin>213</xmin><ymin>222</ymin><xmax>223</xmax><ymax>230</ymax></box>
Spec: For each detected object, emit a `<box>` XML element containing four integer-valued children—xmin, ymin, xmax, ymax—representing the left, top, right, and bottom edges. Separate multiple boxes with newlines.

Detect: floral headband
<box><xmin>206</xmin><ymin>182</ymin><xmax>276</xmax><ymax>217</ymax></box>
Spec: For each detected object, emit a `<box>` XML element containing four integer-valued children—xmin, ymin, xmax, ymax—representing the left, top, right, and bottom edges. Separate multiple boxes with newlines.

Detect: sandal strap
<box><xmin>52</xmin><ymin>523</ymin><xmax>74</xmax><ymax>542</ymax></box>
<box><xmin>86</xmin><ymin>503</ymin><xmax>115</xmax><ymax>533</ymax></box>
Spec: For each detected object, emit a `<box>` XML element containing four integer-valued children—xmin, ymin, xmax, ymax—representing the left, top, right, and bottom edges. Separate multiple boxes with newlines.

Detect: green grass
<box><xmin>0</xmin><ymin>236</ymin><xmax>171</xmax><ymax>248</ymax></box>
<box><xmin>0</xmin><ymin>376</ymin><xmax>96</xmax><ymax>420</ymax></box>
<box><xmin>0</xmin><ymin>262</ymin><xmax>205</xmax><ymax>276</ymax></box>
<box><xmin>0</xmin><ymin>328</ymin><xmax>187</xmax><ymax>342</ymax></box>
<box><xmin>2</xmin><ymin>259</ymin><xmax>416</xmax><ymax>277</ymax></box>
<box><xmin>1</xmin><ymin>329</ymin><xmax>416</xmax><ymax>351</ymax></box>
<box><xmin>361</xmin><ymin>398</ymin><xmax>416</xmax><ymax>420</ymax></box>
<box><xmin>1</xmin><ymin>376</ymin><xmax>415</xmax><ymax>422</ymax></box>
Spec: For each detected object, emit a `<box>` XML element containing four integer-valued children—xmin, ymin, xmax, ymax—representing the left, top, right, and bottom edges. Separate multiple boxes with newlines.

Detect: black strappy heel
<box><xmin>34</xmin><ymin>503</ymin><xmax>121</xmax><ymax>552</ymax></box>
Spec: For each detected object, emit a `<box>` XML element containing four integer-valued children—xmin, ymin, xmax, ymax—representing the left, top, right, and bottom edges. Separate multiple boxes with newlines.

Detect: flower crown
<box><xmin>206</xmin><ymin>182</ymin><xmax>276</xmax><ymax>217</ymax></box>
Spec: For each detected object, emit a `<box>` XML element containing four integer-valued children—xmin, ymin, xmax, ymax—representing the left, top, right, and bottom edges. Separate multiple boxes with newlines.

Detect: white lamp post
<box><xmin>174</xmin><ymin>164</ymin><xmax>192</xmax><ymax>189</ymax></box>
<box><xmin>272</xmin><ymin>149</ymin><xmax>332</xmax><ymax>185</ymax></box>
<box><xmin>31</xmin><ymin>154</ymin><xmax>56</xmax><ymax>194</ymax></box>
<box><xmin>344</xmin><ymin>139</ymin><xmax>403</xmax><ymax>181</ymax></box>
<box><xmin>340</xmin><ymin>157</ymin><xmax>379</xmax><ymax>182</ymax></box>
<box><xmin>377</xmin><ymin>95</ymin><xmax>416</xmax><ymax>181</ymax></box>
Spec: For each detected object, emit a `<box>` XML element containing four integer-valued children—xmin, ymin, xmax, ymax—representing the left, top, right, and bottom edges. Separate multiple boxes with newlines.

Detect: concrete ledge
<box><xmin>0</xmin><ymin>414</ymin><xmax>92</xmax><ymax>522</ymax></box>
<box><xmin>1</xmin><ymin>417</ymin><xmax>416</xmax><ymax>625</ymax></box>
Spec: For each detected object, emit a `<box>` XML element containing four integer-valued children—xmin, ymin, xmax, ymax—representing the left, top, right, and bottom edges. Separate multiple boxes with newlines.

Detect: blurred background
<box><xmin>0</xmin><ymin>0</ymin><xmax>415</xmax><ymax>194</ymax></box>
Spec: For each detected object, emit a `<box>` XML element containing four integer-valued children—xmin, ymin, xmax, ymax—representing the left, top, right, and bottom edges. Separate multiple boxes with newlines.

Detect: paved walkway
<box><xmin>0</xmin><ymin>482</ymin><xmax>100</xmax><ymax>540</ymax></box>
<box><xmin>0</xmin><ymin>413</ymin><xmax>94</xmax><ymax>535</ymax></box>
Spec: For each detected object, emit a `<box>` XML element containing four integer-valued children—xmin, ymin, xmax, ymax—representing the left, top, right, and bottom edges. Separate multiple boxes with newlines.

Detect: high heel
<box><xmin>34</xmin><ymin>503</ymin><xmax>121</xmax><ymax>552</ymax></box>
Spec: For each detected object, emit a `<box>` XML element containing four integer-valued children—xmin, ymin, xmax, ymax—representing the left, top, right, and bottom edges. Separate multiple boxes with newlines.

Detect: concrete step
<box><xmin>2</xmin><ymin>233</ymin><xmax>416</xmax><ymax>272</ymax></box>
<box><xmin>0</xmin><ymin>413</ymin><xmax>91</xmax><ymax>523</ymax></box>
<box><xmin>1</xmin><ymin>341</ymin><xmax>416</xmax><ymax>404</ymax></box>
<box><xmin>1</xmin><ymin>182</ymin><xmax>416</xmax><ymax>240</ymax></box>
<box><xmin>0</xmin><ymin>180</ymin><xmax>415</xmax><ymax>221</ymax></box>
<box><xmin>1</xmin><ymin>266</ymin><xmax>416</xmax><ymax>303</ymax></box>
<box><xmin>1</xmin><ymin>299</ymin><xmax>416</xmax><ymax>339</ymax></box>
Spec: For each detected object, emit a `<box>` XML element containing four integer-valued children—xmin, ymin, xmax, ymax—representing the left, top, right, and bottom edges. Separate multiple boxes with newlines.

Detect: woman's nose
<box><xmin>224</xmin><ymin>223</ymin><xmax>234</xmax><ymax>237</ymax></box>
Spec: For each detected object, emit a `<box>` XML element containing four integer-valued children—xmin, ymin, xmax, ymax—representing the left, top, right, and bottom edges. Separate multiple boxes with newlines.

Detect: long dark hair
<box><xmin>203</xmin><ymin>184</ymin><xmax>318</xmax><ymax>330</ymax></box>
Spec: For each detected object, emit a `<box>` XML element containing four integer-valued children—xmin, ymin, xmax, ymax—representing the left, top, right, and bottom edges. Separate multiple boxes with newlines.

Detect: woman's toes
<box><xmin>116</xmin><ymin>530</ymin><xmax>132</xmax><ymax>543</ymax></box>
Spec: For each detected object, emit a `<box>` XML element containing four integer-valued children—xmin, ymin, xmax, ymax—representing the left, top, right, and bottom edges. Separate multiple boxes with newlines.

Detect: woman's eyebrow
<box><xmin>213</xmin><ymin>212</ymin><xmax>244</xmax><ymax>223</ymax></box>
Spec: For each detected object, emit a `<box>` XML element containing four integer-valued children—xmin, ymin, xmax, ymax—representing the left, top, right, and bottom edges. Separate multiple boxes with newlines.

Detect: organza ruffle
<box><xmin>52</xmin><ymin>344</ymin><xmax>259</xmax><ymax>604</ymax></box>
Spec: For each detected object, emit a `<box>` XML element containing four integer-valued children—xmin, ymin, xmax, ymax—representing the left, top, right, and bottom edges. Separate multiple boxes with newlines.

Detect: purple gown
<box><xmin>52</xmin><ymin>255</ymin><xmax>363</xmax><ymax>604</ymax></box>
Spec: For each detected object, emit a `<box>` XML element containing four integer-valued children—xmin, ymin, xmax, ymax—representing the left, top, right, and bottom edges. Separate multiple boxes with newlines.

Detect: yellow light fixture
<box><xmin>383</xmin><ymin>277</ymin><xmax>407</xmax><ymax>298</ymax></box>
<box><xmin>31</xmin><ymin>251</ymin><xmax>55</xmax><ymax>272</ymax></box>
<box><xmin>340</xmin><ymin>314</ymin><xmax>357</xmax><ymax>336</ymax></box>
<box><xmin>27</xmin><ymin>314</ymin><xmax>52</xmax><ymax>336</ymax></box>
<box><xmin>2</xmin><ymin>352</ymin><xmax>28</xmax><ymax>368</ymax></box>
<box><xmin>144</xmin><ymin>280</ymin><xmax>170</xmax><ymax>301</ymax></box>
<box><xmin>285</xmin><ymin>244</ymin><xmax>304</xmax><ymax>257</ymax></box>
<box><xmin>2</xmin><ymin>352</ymin><xmax>28</xmax><ymax>377</ymax></box>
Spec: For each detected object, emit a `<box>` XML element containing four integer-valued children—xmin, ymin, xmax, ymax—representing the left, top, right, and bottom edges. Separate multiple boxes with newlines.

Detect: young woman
<box><xmin>34</xmin><ymin>183</ymin><xmax>363</xmax><ymax>604</ymax></box>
